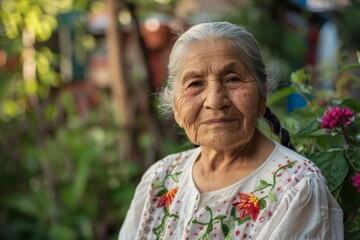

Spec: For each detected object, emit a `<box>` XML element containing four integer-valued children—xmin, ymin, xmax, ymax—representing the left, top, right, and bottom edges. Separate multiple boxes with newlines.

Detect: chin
<box><xmin>198</xmin><ymin>134</ymin><xmax>247</xmax><ymax>150</ymax></box>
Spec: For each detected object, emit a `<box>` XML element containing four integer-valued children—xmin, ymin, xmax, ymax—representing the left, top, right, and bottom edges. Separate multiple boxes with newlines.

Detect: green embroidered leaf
<box><xmin>155</xmin><ymin>189</ymin><xmax>167</xmax><ymax>197</ymax></box>
<box><xmin>170</xmin><ymin>172</ymin><xmax>182</xmax><ymax>183</ymax></box>
<box><xmin>213</xmin><ymin>215</ymin><xmax>227</xmax><ymax>220</ymax></box>
<box><xmin>268</xmin><ymin>191</ymin><xmax>277</xmax><ymax>203</ymax></box>
<box><xmin>192</xmin><ymin>219</ymin><xmax>199</xmax><ymax>224</ymax></box>
<box><xmin>153</xmin><ymin>180</ymin><xmax>163</xmax><ymax>189</ymax></box>
<box><xmin>221</xmin><ymin>223</ymin><xmax>230</xmax><ymax>237</ymax></box>
<box><xmin>153</xmin><ymin>224</ymin><xmax>164</xmax><ymax>236</ymax></box>
<box><xmin>231</xmin><ymin>206</ymin><xmax>237</xmax><ymax>219</ymax></box>
<box><xmin>259</xmin><ymin>198</ymin><xmax>267</xmax><ymax>209</ymax></box>
<box><xmin>224</xmin><ymin>232</ymin><xmax>235</xmax><ymax>240</ymax></box>
<box><xmin>198</xmin><ymin>233</ymin><xmax>211</xmax><ymax>240</ymax></box>
<box><xmin>238</xmin><ymin>216</ymin><xmax>250</xmax><ymax>225</ymax></box>
<box><xmin>254</xmin><ymin>180</ymin><xmax>272</xmax><ymax>192</ymax></box>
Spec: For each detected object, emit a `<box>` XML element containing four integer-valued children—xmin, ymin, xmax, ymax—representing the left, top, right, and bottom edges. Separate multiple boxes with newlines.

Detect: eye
<box><xmin>186</xmin><ymin>80</ymin><xmax>204</xmax><ymax>88</ymax></box>
<box><xmin>224</xmin><ymin>75</ymin><xmax>241</xmax><ymax>84</ymax></box>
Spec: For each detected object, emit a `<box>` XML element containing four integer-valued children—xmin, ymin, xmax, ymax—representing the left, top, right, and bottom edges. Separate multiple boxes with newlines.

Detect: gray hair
<box><xmin>158</xmin><ymin>22</ymin><xmax>276</xmax><ymax>117</ymax></box>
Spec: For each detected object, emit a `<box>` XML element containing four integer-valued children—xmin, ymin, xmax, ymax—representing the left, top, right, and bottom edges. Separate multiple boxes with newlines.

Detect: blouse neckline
<box><xmin>189</xmin><ymin>140</ymin><xmax>279</xmax><ymax>195</ymax></box>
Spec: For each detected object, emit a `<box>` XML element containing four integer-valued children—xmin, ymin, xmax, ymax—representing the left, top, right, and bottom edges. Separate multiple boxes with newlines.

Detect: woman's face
<box><xmin>173</xmin><ymin>39</ymin><xmax>266</xmax><ymax>151</ymax></box>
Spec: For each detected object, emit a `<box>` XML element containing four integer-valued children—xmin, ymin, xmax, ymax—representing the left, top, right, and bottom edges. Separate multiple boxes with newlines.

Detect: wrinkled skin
<box><xmin>172</xmin><ymin>39</ymin><xmax>273</xmax><ymax>192</ymax></box>
<box><xmin>173</xmin><ymin>39</ymin><xmax>266</xmax><ymax>152</ymax></box>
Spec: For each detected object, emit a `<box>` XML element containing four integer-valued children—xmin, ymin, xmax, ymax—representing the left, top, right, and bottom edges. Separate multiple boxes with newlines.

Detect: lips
<box><xmin>202</xmin><ymin>118</ymin><xmax>236</xmax><ymax>125</ymax></box>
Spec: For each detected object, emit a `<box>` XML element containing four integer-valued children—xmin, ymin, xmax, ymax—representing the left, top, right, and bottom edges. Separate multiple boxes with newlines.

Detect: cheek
<box><xmin>231</xmin><ymin>87</ymin><xmax>263</xmax><ymax>118</ymax></box>
<box><xmin>173</xmin><ymin>93</ymin><xmax>202</xmax><ymax>127</ymax></box>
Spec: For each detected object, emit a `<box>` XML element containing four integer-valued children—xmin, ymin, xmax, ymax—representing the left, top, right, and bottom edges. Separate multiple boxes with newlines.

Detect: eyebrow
<box><xmin>181</xmin><ymin>61</ymin><xmax>245</xmax><ymax>82</ymax></box>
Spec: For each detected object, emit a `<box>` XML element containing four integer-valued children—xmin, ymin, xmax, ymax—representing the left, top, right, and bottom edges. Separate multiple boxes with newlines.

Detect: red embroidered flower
<box><xmin>157</xmin><ymin>187</ymin><xmax>179</xmax><ymax>208</ymax></box>
<box><xmin>234</xmin><ymin>193</ymin><xmax>261</xmax><ymax>221</ymax></box>
<box><xmin>321</xmin><ymin>107</ymin><xmax>355</xmax><ymax>133</ymax></box>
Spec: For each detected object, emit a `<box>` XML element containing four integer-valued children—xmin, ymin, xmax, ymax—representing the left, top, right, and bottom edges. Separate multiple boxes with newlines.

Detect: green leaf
<box><xmin>198</xmin><ymin>233</ymin><xmax>211</xmax><ymax>240</ymax></box>
<box><xmin>254</xmin><ymin>180</ymin><xmax>272</xmax><ymax>192</ymax></box>
<box><xmin>224</xmin><ymin>231</ymin><xmax>235</xmax><ymax>240</ymax></box>
<box><xmin>312</xmin><ymin>150</ymin><xmax>349</xmax><ymax>191</ymax></box>
<box><xmin>155</xmin><ymin>189</ymin><xmax>167</xmax><ymax>197</ymax></box>
<box><xmin>268</xmin><ymin>191</ymin><xmax>277</xmax><ymax>203</ymax></box>
<box><xmin>290</xmin><ymin>69</ymin><xmax>312</xmax><ymax>94</ymax></box>
<box><xmin>214</xmin><ymin>215</ymin><xmax>227</xmax><ymax>220</ymax></box>
<box><xmin>170</xmin><ymin>172</ymin><xmax>182</xmax><ymax>183</ymax></box>
<box><xmin>290</xmin><ymin>69</ymin><xmax>306</xmax><ymax>84</ymax></box>
<box><xmin>268</xmin><ymin>86</ymin><xmax>296</xmax><ymax>106</ymax></box>
<box><xmin>238</xmin><ymin>216</ymin><xmax>250</xmax><ymax>225</ymax></box>
<box><xmin>72</xmin><ymin>150</ymin><xmax>92</xmax><ymax>206</ymax></box>
<box><xmin>221</xmin><ymin>223</ymin><xmax>230</xmax><ymax>237</ymax></box>
<box><xmin>296</xmin><ymin>119</ymin><xmax>321</xmax><ymax>136</ymax></box>
<box><xmin>231</xmin><ymin>206</ymin><xmax>237</xmax><ymax>219</ymax></box>
<box><xmin>338</xmin><ymin>63</ymin><xmax>360</xmax><ymax>73</ymax></box>
<box><xmin>153</xmin><ymin>180</ymin><xmax>163</xmax><ymax>189</ymax></box>
<box><xmin>259</xmin><ymin>198</ymin><xmax>267</xmax><ymax>209</ymax></box>
<box><xmin>339</xmin><ymin>99</ymin><xmax>360</xmax><ymax>112</ymax></box>
<box><xmin>347</xmin><ymin>148</ymin><xmax>360</xmax><ymax>172</ymax></box>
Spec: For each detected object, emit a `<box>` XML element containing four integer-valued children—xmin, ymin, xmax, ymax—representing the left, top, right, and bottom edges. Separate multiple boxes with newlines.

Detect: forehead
<box><xmin>179</xmin><ymin>39</ymin><xmax>249</xmax><ymax>77</ymax></box>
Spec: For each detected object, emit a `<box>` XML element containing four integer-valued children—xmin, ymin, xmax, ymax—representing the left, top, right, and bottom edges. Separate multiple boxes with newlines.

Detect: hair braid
<box><xmin>264</xmin><ymin>107</ymin><xmax>296</xmax><ymax>151</ymax></box>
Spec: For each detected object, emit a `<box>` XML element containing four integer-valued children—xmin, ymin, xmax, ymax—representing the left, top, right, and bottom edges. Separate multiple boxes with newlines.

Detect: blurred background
<box><xmin>0</xmin><ymin>0</ymin><xmax>359</xmax><ymax>239</ymax></box>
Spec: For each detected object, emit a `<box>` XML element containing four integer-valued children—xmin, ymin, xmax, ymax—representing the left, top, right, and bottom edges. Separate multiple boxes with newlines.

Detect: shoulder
<box><xmin>259</xmin><ymin>143</ymin><xmax>327</xmax><ymax>200</ymax></box>
<box><xmin>142</xmin><ymin>147</ymin><xmax>199</xmax><ymax>183</ymax></box>
<box><xmin>272</xmin><ymin>143</ymin><xmax>324</xmax><ymax>180</ymax></box>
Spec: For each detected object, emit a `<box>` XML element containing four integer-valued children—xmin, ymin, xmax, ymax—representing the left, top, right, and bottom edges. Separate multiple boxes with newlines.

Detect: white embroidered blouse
<box><xmin>119</xmin><ymin>142</ymin><xmax>343</xmax><ymax>240</ymax></box>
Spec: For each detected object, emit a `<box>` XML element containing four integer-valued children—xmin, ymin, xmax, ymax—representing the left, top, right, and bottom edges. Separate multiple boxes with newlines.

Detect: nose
<box><xmin>204</xmin><ymin>84</ymin><xmax>230</xmax><ymax>110</ymax></box>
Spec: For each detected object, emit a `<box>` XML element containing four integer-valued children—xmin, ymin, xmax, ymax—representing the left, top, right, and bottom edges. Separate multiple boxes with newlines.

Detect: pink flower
<box><xmin>321</xmin><ymin>107</ymin><xmax>355</xmax><ymax>132</ymax></box>
<box><xmin>352</xmin><ymin>173</ymin><xmax>360</xmax><ymax>193</ymax></box>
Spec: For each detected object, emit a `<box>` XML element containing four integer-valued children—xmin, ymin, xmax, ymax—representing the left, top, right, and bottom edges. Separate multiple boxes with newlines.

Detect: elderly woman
<box><xmin>119</xmin><ymin>22</ymin><xmax>343</xmax><ymax>239</ymax></box>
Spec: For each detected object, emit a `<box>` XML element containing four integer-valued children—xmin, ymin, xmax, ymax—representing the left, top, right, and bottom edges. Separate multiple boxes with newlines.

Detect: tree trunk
<box><xmin>105</xmin><ymin>0</ymin><xmax>133</xmax><ymax>161</ymax></box>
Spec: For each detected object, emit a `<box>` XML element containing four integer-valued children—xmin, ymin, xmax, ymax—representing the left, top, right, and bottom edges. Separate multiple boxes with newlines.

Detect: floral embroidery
<box><xmin>157</xmin><ymin>186</ymin><xmax>179</xmax><ymax>208</ymax></box>
<box><xmin>254</xmin><ymin>160</ymin><xmax>297</xmax><ymax>205</ymax></box>
<box><xmin>234</xmin><ymin>193</ymin><xmax>261</xmax><ymax>221</ymax></box>
<box><xmin>152</xmin><ymin>163</ymin><xmax>182</xmax><ymax>239</ymax></box>
<box><xmin>192</xmin><ymin>206</ymin><xmax>229</xmax><ymax>240</ymax></box>
<box><xmin>190</xmin><ymin>160</ymin><xmax>298</xmax><ymax>239</ymax></box>
<box><xmin>153</xmin><ymin>207</ymin><xmax>179</xmax><ymax>239</ymax></box>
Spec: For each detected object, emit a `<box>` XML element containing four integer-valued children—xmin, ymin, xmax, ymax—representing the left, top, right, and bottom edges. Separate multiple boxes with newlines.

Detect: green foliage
<box><xmin>0</xmin><ymin>92</ymin><xmax>141</xmax><ymax>240</ymax></box>
<box><xmin>339</xmin><ymin>5</ymin><xmax>360</xmax><ymax>50</ymax></box>
<box><xmin>0</xmin><ymin>1</ymin><xmax>183</xmax><ymax>238</ymax></box>
<box><xmin>224</xmin><ymin>0</ymin><xmax>306</xmax><ymax>80</ymax></box>
<box><xmin>0</xmin><ymin>1</ymin><xmax>75</xmax><ymax>121</ymax></box>
<box><xmin>269</xmin><ymin>58</ymin><xmax>360</xmax><ymax>237</ymax></box>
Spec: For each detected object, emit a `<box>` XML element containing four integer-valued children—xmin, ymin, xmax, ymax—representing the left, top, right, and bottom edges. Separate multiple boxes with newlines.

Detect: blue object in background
<box><xmin>288</xmin><ymin>93</ymin><xmax>307</xmax><ymax>112</ymax></box>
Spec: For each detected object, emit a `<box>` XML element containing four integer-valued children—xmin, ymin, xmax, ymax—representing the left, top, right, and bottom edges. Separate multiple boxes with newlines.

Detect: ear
<box><xmin>258</xmin><ymin>96</ymin><xmax>267</xmax><ymax>117</ymax></box>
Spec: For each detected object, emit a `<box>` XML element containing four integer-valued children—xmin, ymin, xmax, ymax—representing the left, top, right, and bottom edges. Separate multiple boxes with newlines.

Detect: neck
<box><xmin>197</xmin><ymin>129</ymin><xmax>270</xmax><ymax>173</ymax></box>
<box><xmin>192</xmin><ymin>129</ymin><xmax>275</xmax><ymax>192</ymax></box>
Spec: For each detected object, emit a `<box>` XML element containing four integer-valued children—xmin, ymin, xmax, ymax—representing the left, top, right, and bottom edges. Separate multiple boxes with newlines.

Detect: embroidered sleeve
<box><xmin>118</xmin><ymin>160</ymin><xmax>164</xmax><ymax>240</ymax></box>
<box><xmin>256</xmin><ymin>176</ymin><xmax>344</xmax><ymax>240</ymax></box>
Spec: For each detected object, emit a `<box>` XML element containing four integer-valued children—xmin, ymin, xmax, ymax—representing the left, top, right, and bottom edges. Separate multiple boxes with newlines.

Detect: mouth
<box><xmin>202</xmin><ymin>118</ymin><xmax>236</xmax><ymax>125</ymax></box>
